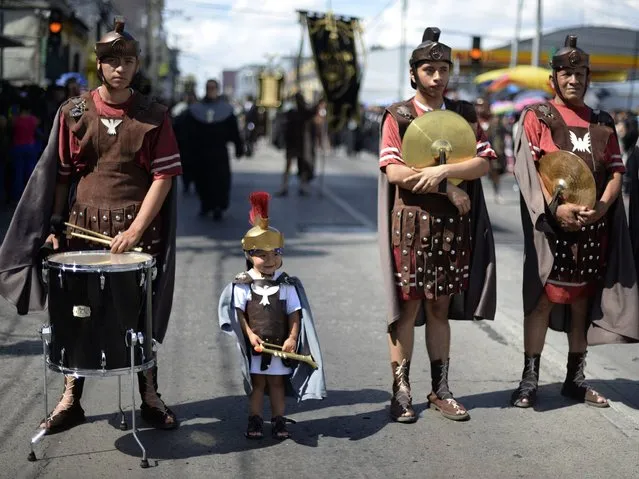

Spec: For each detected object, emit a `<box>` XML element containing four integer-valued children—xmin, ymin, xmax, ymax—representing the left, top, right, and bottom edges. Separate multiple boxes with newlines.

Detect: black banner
<box><xmin>303</xmin><ymin>12</ymin><xmax>361</xmax><ymax>133</ymax></box>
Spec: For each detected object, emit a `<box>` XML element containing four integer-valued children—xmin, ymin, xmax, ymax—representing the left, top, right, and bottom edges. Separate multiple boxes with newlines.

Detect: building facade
<box><xmin>1</xmin><ymin>0</ymin><xmax>90</xmax><ymax>86</ymax></box>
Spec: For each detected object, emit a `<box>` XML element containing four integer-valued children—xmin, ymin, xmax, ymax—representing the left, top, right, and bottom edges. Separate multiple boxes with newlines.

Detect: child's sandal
<box><xmin>245</xmin><ymin>415</ymin><xmax>263</xmax><ymax>439</ymax></box>
<box><xmin>271</xmin><ymin>415</ymin><xmax>292</xmax><ymax>440</ymax></box>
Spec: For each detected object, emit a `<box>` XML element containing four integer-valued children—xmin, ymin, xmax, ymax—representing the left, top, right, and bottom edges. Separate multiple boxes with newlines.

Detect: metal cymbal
<box><xmin>538</xmin><ymin>150</ymin><xmax>596</xmax><ymax>209</ymax></box>
<box><xmin>402</xmin><ymin>110</ymin><xmax>477</xmax><ymax>169</ymax></box>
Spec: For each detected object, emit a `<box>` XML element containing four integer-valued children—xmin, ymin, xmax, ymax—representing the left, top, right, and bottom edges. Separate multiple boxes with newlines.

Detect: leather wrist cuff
<box><xmin>547</xmin><ymin>197</ymin><xmax>561</xmax><ymax>218</ymax></box>
<box><xmin>49</xmin><ymin>215</ymin><xmax>64</xmax><ymax>236</ymax></box>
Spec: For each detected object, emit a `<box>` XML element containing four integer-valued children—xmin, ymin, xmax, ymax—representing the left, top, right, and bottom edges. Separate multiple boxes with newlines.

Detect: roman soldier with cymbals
<box><xmin>512</xmin><ymin>35</ymin><xmax>639</xmax><ymax>409</ymax></box>
<box><xmin>377</xmin><ymin>27</ymin><xmax>497</xmax><ymax>423</ymax></box>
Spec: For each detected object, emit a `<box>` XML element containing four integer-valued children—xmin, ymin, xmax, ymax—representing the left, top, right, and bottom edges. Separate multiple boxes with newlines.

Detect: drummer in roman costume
<box><xmin>218</xmin><ymin>192</ymin><xmax>326</xmax><ymax>440</ymax></box>
<box><xmin>378</xmin><ymin>27</ymin><xmax>497</xmax><ymax>423</ymax></box>
<box><xmin>0</xmin><ymin>18</ymin><xmax>181</xmax><ymax>431</ymax></box>
<box><xmin>512</xmin><ymin>35</ymin><xmax>639</xmax><ymax>409</ymax></box>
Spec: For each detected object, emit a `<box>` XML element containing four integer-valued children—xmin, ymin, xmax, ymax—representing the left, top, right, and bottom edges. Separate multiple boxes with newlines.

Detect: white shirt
<box><xmin>233</xmin><ymin>270</ymin><xmax>302</xmax><ymax>315</ymax></box>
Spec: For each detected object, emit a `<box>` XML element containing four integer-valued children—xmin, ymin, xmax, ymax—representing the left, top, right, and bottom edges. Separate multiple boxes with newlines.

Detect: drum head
<box><xmin>46</xmin><ymin>251</ymin><xmax>155</xmax><ymax>272</ymax></box>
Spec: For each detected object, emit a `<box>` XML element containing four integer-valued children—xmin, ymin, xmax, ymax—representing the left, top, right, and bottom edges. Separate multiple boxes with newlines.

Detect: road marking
<box><xmin>313</xmin><ymin>183</ymin><xmax>377</xmax><ymax>232</ymax></box>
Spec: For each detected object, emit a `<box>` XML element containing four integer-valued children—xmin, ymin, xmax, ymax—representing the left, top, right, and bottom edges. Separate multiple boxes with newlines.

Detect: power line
<box><xmin>176</xmin><ymin>1</ymin><xmax>295</xmax><ymax>21</ymax></box>
<box><xmin>363</xmin><ymin>0</ymin><xmax>398</xmax><ymax>30</ymax></box>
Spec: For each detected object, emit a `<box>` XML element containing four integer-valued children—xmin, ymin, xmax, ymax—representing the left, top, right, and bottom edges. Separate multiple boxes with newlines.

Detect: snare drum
<box><xmin>43</xmin><ymin>251</ymin><xmax>156</xmax><ymax>376</ymax></box>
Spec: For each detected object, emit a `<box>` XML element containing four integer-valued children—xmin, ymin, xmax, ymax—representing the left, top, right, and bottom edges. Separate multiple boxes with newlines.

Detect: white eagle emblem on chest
<box><xmin>251</xmin><ymin>283</ymin><xmax>280</xmax><ymax>306</ymax></box>
<box><xmin>569</xmin><ymin>131</ymin><xmax>591</xmax><ymax>153</ymax></box>
<box><xmin>100</xmin><ymin>118</ymin><xmax>123</xmax><ymax>135</ymax></box>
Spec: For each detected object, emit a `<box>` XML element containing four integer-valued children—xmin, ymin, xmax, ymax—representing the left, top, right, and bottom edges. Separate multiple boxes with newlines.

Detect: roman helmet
<box><xmin>409</xmin><ymin>27</ymin><xmax>453</xmax><ymax>90</ymax></box>
<box><xmin>550</xmin><ymin>35</ymin><xmax>590</xmax><ymax>100</ymax></box>
<box><xmin>95</xmin><ymin>17</ymin><xmax>140</xmax><ymax>85</ymax></box>
<box><xmin>242</xmin><ymin>192</ymin><xmax>284</xmax><ymax>252</ymax></box>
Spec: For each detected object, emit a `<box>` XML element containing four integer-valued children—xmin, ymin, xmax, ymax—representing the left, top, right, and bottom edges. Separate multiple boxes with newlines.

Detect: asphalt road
<box><xmin>0</xmin><ymin>142</ymin><xmax>637</xmax><ymax>479</ymax></box>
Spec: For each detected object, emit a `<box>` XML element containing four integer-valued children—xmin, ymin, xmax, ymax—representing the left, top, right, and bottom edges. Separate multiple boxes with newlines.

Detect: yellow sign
<box><xmin>258</xmin><ymin>73</ymin><xmax>283</xmax><ymax>108</ymax></box>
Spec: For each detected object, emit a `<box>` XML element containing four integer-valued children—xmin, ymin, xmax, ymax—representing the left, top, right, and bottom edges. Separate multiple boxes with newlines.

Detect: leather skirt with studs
<box><xmin>391</xmin><ymin>190</ymin><xmax>472</xmax><ymax>301</ymax></box>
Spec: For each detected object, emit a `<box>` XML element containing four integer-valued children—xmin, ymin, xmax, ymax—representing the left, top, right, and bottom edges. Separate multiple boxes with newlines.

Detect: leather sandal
<box><xmin>561</xmin><ymin>352</ymin><xmax>610</xmax><ymax>408</ymax></box>
<box><xmin>140</xmin><ymin>402</ymin><xmax>179</xmax><ymax>429</ymax></box>
<box><xmin>390</xmin><ymin>360</ymin><xmax>417</xmax><ymax>423</ymax></box>
<box><xmin>40</xmin><ymin>403</ymin><xmax>86</xmax><ymax>434</ymax></box>
<box><xmin>427</xmin><ymin>392</ymin><xmax>470</xmax><ymax>421</ymax></box>
<box><xmin>511</xmin><ymin>354</ymin><xmax>541</xmax><ymax>408</ymax></box>
<box><xmin>271</xmin><ymin>416</ymin><xmax>292</xmax><ymax>440</ymax></box>
<box><xmin>245</xmin><ymin>415</ymin><xmax>264</xmax><ymax>439</ymax></box>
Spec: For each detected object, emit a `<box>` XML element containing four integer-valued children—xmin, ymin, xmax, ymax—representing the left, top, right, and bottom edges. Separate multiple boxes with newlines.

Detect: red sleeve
<box><xmin>522</xmin><ymin>110</ymin><xmax>544</xmax><ymax>161</ymax></box>
<box><xmin>603</xmin><ymin>134</ymin><xmax>625</xmax><ymax>174</ymax></box>
<box><xmin>475</xmin><ymin>124</ymin><xmax>497</xmax><ymax>160</ymax></box>
<box><xmin>379</xmin><ymin>115</ymin><xmax>404</xmax><ymax>171</ymax></box>
<box><xmin>57</xmin><ymin>114</ymin><xmax>73</xmax><ymax>184</ymax></box>
<box><xmin>149</xmin><ymin>113</ymin><xmax>183</xmax><ymax>180</ymax></box>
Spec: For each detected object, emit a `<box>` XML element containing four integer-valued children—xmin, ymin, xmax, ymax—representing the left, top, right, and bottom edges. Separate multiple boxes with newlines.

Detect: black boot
<box><xmin>389</xmin><ymin>359</ymin><xmax>416</xmax><ymax>423</ymax></box>
<box><xmin>427</xmin><ymin>359</ymin><xmax>469</xmax><ymax>421</ymax></box>
<box><xmin>561</xmin><ymin>352</ymin><xmax>609</xmax><ymax>408</ymax></box>
<box><xmin>511</xmin><ymin>353</ymin><xmax>540</xmax><ymax>408</ymax></box>
<box><xmin>138</xmin><ymin>366</ymin><xmax>179</xmax><ymax>429</ymax></box>
<box><xmin>40</xmin><ymin>376</ymin><xmax>86</xmax><ymax>433</ymax></box>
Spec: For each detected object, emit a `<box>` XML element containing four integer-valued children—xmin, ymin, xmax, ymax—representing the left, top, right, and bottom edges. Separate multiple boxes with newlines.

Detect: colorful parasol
<box><xmin>475</xmin><ymin>65</ymin><xmax>553</xmax><ymax>94</ymax></box>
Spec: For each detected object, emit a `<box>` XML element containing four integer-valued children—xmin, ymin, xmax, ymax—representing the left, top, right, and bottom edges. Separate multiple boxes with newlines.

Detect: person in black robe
<box><xmin>179</xmin><ymin>79</ymin><xmax>244</xmax><ymax>220</ymax></box>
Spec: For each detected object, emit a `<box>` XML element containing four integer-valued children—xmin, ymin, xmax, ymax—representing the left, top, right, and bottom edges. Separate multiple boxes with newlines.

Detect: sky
<box><xmin>164</xmin><ymin>0</ymin><xmax>639</xmax><ymax>95</ymax></box>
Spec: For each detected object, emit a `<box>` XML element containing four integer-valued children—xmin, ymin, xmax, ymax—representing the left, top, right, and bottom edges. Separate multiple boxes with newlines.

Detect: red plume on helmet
<box><xmin>249</xmin><ymin>191</ymin><xmax>270</xmax><ymax>228</ymax></box>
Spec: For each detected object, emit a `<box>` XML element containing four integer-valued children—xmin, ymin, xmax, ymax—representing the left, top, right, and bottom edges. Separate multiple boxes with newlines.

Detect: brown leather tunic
<box><xmin>234</xmin><ymin>273</ymin><xmax>289</xmax><ymax>346</ymax></box>
<box><xmin>529</xmin><ymin>102</ymin><xmax>614</xmax><ymax>286</ymax></box>
<box><xmin>61</xmin><ymin>93</ymin><xmax>165</xmax><ymax>255</ymax></box>
<box><xmin>386</xmin><ymin>99</ymin><xmax>477</xmax><ymax>300</ymax></box>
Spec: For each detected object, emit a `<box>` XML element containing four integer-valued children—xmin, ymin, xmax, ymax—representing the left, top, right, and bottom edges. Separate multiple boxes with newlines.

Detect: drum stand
<box><xmin>28</xmin><ymin>329</ymin><xmax>151</xmax><ymax>468</ymax></box>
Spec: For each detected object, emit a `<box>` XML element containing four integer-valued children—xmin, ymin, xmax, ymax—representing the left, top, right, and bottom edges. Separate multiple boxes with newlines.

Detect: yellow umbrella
<box><xmin>475</xmin><ymin>65</ymin><xmax>553</xmax><ymax>93</ymax></box>
<box><xmin>474</xmin><ymin>68</ymin><xmax>510</xmax><ymax>84</ymax></box>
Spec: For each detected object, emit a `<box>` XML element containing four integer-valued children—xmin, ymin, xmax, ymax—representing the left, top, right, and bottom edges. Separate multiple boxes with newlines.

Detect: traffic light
<box><xmin>470</xmin><ymin>36</ymin><xmax>482</xmax><ymax>65</ymax></box>
<box><xmin>48</xmin><ymin>9</ymin><xmax>63</xmax><ymax>51</ymax></box>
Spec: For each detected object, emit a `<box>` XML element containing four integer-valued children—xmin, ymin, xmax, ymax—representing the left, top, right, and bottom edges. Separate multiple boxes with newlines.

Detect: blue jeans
<box><xmin>11</xmin><ymin>143</ymin><xmax>37</xmax><ymax>201</ymax></box>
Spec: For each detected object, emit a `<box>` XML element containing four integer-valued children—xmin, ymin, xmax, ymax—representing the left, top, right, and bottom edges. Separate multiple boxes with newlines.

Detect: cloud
<box><xmin>166</xmin><ymin>0</ymin><xmax>639</xmax><ymax>96</ymax></box>
<box><xmin>166</xmin><ymin>0</ymin><xmax>326</xmax><ymax>93</ymax></box>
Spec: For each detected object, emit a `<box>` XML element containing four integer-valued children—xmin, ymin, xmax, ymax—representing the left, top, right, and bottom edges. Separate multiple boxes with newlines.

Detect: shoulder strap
<box><xmin>529</xmin><ymin>102</ymin><xmax>567</xmax><ymax>131</ymax></box>
<box><xmin>385</xmin><ymin>99</ymin><xmax>417</xmax><ymax>140</ymax></box>
<box><xmin>592</xmin><ymin>109</ymin><xmax>615</xmax><ymax>129</ymax></box>
<box><xmin>444</xmin><ymin>98</ymin><xmax>477</xmax><ymax>124</ymax></box>
<box><xmin>61</xmin><ymin>92</ymin><xmax>93</xmax><ymax>121</ymax></box>
<box><xmin>232</xmin><ymin>271</ymin><xmax>253</xmax><ymax>285</ymax></box>
<box><xmin>276</xmin><ymin>272</ymin><xmax>293</xmax><ymax>285</ymax></box>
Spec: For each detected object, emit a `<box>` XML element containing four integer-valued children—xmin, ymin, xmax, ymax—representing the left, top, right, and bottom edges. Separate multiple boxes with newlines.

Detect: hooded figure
<box><xmin>511</xmin><ymin>35</ymin><xmax>639</xmax><ymax>410</ymax></box>
<box><xmin>0</xmin><ymin>17</ymin><xmax>181</xmax><ymax>432</ymax></box>
<box><xmin>377</xmin><ymin>27</ymin><xmax>496</xmax><ymax>424</ymax></box>
<box><xmin>178</xmin><ymin>79</ymin><xmax>244</xmax><ymax>220</ymax></box>
<box><xmin>218</xmin><ymin>191</ymin><xmax>326</xmax><ymax>439</ymax></box>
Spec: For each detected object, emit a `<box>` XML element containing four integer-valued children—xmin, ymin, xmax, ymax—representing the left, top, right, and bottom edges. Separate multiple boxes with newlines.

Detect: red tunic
<box><xmin>379</xmin><ymin>97</ymin><xmax>496</xmax><ymax>171</ymax></box>
<box><xmin>522</xmin><ymin>100</ymin><xmax>624</xmax><ymax>303</ymax></box>
<box><xmin>57</xmin><ymin>89</ymin><xmax>182</xmax><ymax>183</ymax></box>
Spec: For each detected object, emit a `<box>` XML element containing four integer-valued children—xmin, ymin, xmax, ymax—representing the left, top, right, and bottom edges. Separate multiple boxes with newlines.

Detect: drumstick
<box><xmin>70</xmin><ymin>232</ymin><xmax>143</xmax><ymax>253</ymax></box>
<box><xmin>64</xmin><ymin>222</ymin><xmax>113</xmax><ymax>241</ymax></box>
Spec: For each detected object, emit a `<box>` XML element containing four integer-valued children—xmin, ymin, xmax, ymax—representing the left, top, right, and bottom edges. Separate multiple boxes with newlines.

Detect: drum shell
<box><xmin>46</xmin><ymin>265</ymin><xmax>152</xmax><ymax>372</ymax></box>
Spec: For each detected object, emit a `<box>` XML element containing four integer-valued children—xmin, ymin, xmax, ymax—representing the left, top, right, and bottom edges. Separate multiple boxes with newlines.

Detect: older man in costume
<box><xmin>512</xmin><ymin>36</ymin><xmax>639</xmax><ymax>409</ymax></box>
<box><xmin>378</xmin><ymin>27</ymin><xmax>496</xmax><ymax>423</ymax></box>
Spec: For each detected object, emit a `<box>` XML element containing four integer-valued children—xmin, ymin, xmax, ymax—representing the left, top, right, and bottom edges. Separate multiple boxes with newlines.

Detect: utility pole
<box><xmin>628</xmin><ymin>30</ymin><xmax>639</xmax><ymax>110</ymax></box>
<box><xmin>510</xmin><ymin>0</ymin><xmax>524</xmax><ymax>68</ymax></box>
<box><xmin>146</xmin><ymin>0</ymin><xmax>161</xmax><ymax>95</ymax></box>
<box><xmin>0</xmin><ymin>0</ymin><xmax>5</xmax><ymax>80</ymax></box>
<box><xmin>398</xmin><ymin>0</ymin><xmax>407</xmax><ymax>101</ymax></box>
<box><xmin>531</xmin><ymin>0</ymin><xmax>542</xmax><ymax>66</ymax></box>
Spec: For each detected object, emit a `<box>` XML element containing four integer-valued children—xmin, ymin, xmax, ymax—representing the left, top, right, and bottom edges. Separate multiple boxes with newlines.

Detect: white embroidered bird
<box><xmin>569</xmin><ymin>131</ymin><xmax>591</xmax><ymax>153</ymax></box>
<box><xmin>251</xmin><ymin>283</ymin><xmax>280</xmax><ymax>306</ymax></box>
<box><xmin>101</xmin><ymin>118</ymin><xmax>123</xmax><ymax>135</ymax></box>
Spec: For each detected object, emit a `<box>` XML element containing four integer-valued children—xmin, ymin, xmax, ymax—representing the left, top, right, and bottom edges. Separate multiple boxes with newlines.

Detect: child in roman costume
<box><xmin>218</xmin><ymin>192</ymin><xmax>326</xmax><ymax>440</ymax></box>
